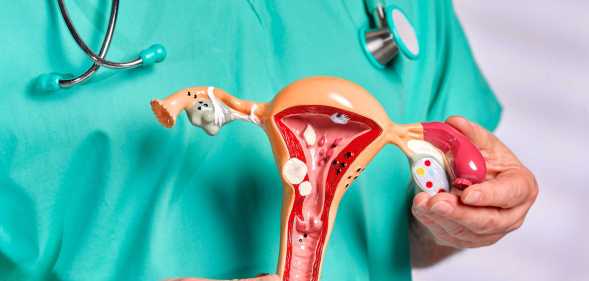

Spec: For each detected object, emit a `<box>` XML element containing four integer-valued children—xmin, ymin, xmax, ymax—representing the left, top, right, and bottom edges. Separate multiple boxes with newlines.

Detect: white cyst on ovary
<box><xmin>283</xmin><ymin>158</ymin><xmax>308</xmax><ymax>185</ymax></box>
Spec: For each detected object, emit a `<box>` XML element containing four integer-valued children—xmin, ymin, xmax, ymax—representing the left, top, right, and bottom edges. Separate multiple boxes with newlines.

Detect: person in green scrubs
<box><xmin>0</xmin><ymin>1</ymin><xmax>538</xmax><ymax>281</ymax></box>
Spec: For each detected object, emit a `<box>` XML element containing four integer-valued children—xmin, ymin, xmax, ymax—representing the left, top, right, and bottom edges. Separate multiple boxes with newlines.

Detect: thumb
<box><xmin>445</xmin><ymin>115</ymin><xmax>493</xmax><ymax>149</ymax></box>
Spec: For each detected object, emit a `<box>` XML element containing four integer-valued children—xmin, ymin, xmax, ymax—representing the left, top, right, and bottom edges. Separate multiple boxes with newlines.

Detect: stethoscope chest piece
<box><xmin>361</xmin><ymin>5</ymin><xmax>420</xmax><ymax>68</ymax></box>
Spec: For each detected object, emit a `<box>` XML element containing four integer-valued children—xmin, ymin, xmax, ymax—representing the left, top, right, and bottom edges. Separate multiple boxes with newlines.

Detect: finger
<box><xmin>427</xmin><ymin>193</ymin><xmax>527</xmax><ymax>235</ymax></box>
<box><xmin>446</xmin><ymin>116</ymin><xmax>494</xmax><ymax>149</ymax></box>
<box><xmin>425</xmin><ymin>197</ymin><xmax>472</xmax><ymax>240</ymax></box>
<box><xmin>422</xmin><ymin>193</ymin><xmax>483</xmax><ymax>240</ymax></box>
<box><xmin>413</xmin><ymin>195</ymin><xmax>501</xmax><ymax>248</ymax></box>
<box><xmin>424</xmin><ymin>196</ymin><xmax>507</xmax><ymax>242</ymax></box>
<box><xmin>415</xmin><ymin>213</ymin><xmax>504</xmax><ymax>248</ymax></box>
<box><xmin>412</xmin><ymin>192</ymin><xmax>435</xmax><ymax>226</ymax></box>
<box><xmin>426</xmin><ymin>214</ymin><xmax>505</xmax><ymax>247</ymax></box>
<box><xmin>413</xmin><ymin>193</ymin><xmax>471</xmax><ymax>245</ymax></box>
<box><xmin>412</xmin><ymin>199</ymin><xmax>461</xmax><ymax>247</ymax></box>
<box><xmin>461</xmin><ymin>169</ymin><xmax>532</xmax><ymax>208</ymax></box>
<box><xmin>412</xmin><ymin>192</ymin><xmax>431</xmax><ymax>211</ymax></box>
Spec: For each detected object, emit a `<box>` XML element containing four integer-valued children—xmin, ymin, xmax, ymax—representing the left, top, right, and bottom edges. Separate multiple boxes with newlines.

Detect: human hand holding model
<box><xmin>411</xmin><ymin>116</ymin><xmax>538</xmax><ymax>256</ymax></box>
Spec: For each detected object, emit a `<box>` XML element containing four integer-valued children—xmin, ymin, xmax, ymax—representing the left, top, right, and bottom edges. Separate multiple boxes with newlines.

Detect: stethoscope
<box><xmin>36</xmin><ymin>0</ymin><xmax>166</xmax><ymax>92</ymax></box>
<box><xmin>360</xmin><ymin>0</ymin><xmax>420</xmax><ymax>67</ymax></box>
<box><xmin>36</xmin><ymin>0</ymin><xmax>418</xmax><ymax>92</ymax></box>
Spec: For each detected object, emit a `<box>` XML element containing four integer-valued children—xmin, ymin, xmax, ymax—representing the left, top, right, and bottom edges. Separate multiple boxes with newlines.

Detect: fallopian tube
<box><xmin>150</xmin><ymin>77</ymin><xmax>486</xmax><ymax>281</ymax></box>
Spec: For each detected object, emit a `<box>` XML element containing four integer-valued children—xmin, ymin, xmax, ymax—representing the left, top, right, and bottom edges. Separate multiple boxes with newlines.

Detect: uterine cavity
<box><xmin>275</xmin><ymin>106</ymin><xmax>381</xmax><ymax>281</ymax></box>
<box><xmin>282</xmin><ymin>114</ymin><xmax>369</xmax><ymax>234</ymax></box>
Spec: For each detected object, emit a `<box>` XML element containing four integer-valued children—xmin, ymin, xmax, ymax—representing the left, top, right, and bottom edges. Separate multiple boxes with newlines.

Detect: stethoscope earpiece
<box><xmin>36</xmin><ymin>0</ymin><xmax>166</xmax><ymax>92</ymax></box>
<box><xmin>361</xmin><ymin>5</ymin><xmax>420</xmax><ymax>68</ymax></box>
<box><xmin>35</xmin><ymin>73</ymin><xmax>64</xmax><ymax>92</ymax></box>
<box><xmin>139</xmin><ymin>44</ymin><xmax>167</xmax><ymax>66</ymax></box>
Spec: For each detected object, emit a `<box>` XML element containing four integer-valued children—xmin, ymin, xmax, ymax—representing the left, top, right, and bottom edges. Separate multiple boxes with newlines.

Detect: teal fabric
<box><xmin>0</xmin><ymin>1</ymin><xmax>501</xmax><ymax>281</ymax></box>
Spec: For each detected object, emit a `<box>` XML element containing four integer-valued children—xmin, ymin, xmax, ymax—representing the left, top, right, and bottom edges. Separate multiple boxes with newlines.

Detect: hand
<box><xmin>411</xmin><ymin>116</ymin><xmax>538</xmax><ymax>248</ymax></box>
<box><xmin>166</xmin><ymin>274</ymin><xmax>280</xmax><ymax>281</ymax></box>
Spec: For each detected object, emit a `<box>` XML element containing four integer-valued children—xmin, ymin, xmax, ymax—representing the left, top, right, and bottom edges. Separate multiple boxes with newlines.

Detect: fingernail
<box><xmin>414</xmin><ymin>201</ymin><xmax>428</xmax><ymax>215</ymax></box>
<box><xmin>414</xmin><ymin>205</ymin><xmax>425</xmax><ymax>215</ymax></box>
<box><xmin>464</xmin><ymin>191</ymin><xmax>481</xmax><ymax>204</ymax></box>
<box><xmin>431</xmin><ymin>201</ymin><xmax>453</xmax><ymax>216</ymax></box>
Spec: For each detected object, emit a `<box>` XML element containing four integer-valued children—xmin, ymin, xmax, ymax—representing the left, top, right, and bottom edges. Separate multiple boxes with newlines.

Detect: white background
<box><xmin>414</xmin><ymin>1</ymin><xmax>589</xmax><ymax>280</ymax></box>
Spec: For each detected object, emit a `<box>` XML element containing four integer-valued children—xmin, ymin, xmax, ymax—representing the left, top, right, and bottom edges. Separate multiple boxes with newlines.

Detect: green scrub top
<box><xmin>0</xmin><ymin>0</ymin><xmax>501</xmax><ymax>280</ymax></box>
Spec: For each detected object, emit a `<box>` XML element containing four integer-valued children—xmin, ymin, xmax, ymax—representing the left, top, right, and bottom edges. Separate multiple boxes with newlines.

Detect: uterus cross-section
<box><xmin>150</xmin><ymin>77</ymin><xmax>487</xmax><ymax>281</ymax></box>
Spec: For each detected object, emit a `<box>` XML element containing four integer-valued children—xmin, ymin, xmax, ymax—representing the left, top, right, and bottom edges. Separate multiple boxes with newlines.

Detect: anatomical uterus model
<box><xmin>151</xmin><ymin>77</ymin><xmax>486</xmax><ymax>281</ymax></box>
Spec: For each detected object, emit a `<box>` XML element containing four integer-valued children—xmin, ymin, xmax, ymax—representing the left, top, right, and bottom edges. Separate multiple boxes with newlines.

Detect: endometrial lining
<box><xmin>281</xmin><ymin>113</ymin><xmax>370</xmax><ymax>228</ymax></box>
<box><xmin>274</xmin><ymin>105</ymin><xmax>381</xmax><ymax>281</ymax></box>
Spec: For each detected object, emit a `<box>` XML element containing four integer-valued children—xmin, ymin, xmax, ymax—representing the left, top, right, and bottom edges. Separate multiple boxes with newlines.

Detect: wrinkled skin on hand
<box><xmin>412</xmin><ymin>116</ymin><xmax>539</xmax><ymax>248</ymax></box>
